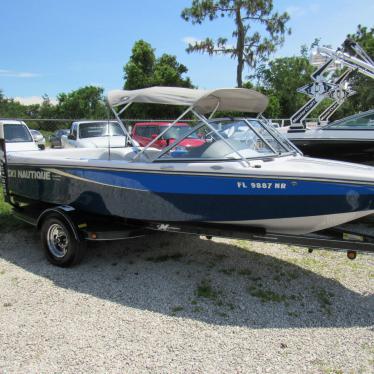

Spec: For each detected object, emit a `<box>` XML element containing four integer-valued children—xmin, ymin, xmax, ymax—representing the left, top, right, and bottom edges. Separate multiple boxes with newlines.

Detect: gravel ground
<box><xmin>0</xmin><ymin>229</ymin><xmax>373</xmax><ymax>374</ymax></box>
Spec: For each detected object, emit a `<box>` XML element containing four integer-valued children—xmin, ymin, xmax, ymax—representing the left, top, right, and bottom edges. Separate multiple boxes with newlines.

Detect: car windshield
<box><xmin>161</xmin><ymin>125</ymin><xmax>199</xmax><ymax>140</ymax></box>
<box><xmin>324</xmin><ymin>111</ymin><xmax>374</xmax><ymax>130</ymax></box>
<box><xmin>4</xmin><ymin>124</ymin><xmax>33</xmax><ymax>143</ymax></box>
<box><xmin>79</xmin><ymin>122</ymin><xmax>125</xmax><ymax>138</ymax></box>
<box><xmin>158</xmin><ymin>119</ymin><xmax>295</xmax><ymax>161</ymax></box>
<box><xmin>58</xmin><ymin>129</ymin><xmax>70</xmax><ymax>136</ymax></box>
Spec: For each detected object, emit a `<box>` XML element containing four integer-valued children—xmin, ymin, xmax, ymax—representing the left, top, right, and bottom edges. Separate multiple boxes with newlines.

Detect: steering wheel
<box><xmin>225</xmin><ymin>126</ymin><xmax>235</xmax><ymax>138</ymax></box>
<box><xmin>203</xmin><ymin>130</ymin><xmax>215</xmax><ymax>142</ymax></box>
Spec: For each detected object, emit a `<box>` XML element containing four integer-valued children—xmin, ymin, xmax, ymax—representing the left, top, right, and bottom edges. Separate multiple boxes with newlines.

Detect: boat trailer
<box><xmin>1</xmin><ymin>121</ymin><xmax>374</xmax><ymax>266</ymax></box>
<box><xmin>9</xmin><ymin>201</ymin><xmax>374</xmax><ymax>266</ymax></box>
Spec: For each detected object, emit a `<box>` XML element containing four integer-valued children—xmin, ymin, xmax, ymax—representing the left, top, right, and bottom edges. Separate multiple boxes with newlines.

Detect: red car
<box><xmin>131</xmin><ymin>122</ymin><xmax>205</xmax><ymax>149</ymax></box>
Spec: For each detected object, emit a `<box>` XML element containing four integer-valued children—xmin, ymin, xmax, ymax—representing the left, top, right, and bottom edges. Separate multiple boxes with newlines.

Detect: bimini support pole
<box><xmin>208</xmin><ymin>99</ymin><xmax>220</xmax><ymax>119</ymax></box>
<box><xmin>132</xmin><ymin>105</ymin><xmax>194</xmax><ymax>161</ymax></box>
<box><xmin>110</xmin><ymin>102</ymin><xmax>139</xmax><ymax>148</ymax></box>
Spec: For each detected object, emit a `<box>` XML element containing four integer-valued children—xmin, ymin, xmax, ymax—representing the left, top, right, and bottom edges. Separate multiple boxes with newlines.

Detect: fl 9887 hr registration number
<box><xmin>237</xmin><ymin>181</ymin><xmax>287</xmax><ymax>189</ymax></box>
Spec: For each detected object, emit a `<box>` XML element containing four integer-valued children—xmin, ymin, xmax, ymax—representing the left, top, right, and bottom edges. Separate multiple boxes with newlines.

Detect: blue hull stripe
<box><xmin>66</xmin><ymin>168</ymin><xmax>374</xmax><ymax>196</ymax></box>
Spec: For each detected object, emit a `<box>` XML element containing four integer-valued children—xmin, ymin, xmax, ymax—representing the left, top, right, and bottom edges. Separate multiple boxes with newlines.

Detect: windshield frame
<box><xmin>152</xmin><ymin>117</ymin><xmax>298</xmax><ymax>163</ymax></box>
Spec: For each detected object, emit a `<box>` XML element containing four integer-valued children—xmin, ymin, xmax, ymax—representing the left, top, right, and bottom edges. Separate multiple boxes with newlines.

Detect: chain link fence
<box><xmin>0</xmin><ymin>117</ymin><xmax>320</xmax><ymax>132</ymax></box>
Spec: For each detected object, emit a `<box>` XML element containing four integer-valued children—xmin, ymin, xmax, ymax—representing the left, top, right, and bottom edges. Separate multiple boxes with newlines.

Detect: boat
<box><xmin>2</xmin><ymin>86</ymin><xmax>374</xmax><ymax>236</ymax></box>
<box><xmin>286</xmin><ymin>109</ymin><xmax>374</xmax><ymax>165</ymax></box>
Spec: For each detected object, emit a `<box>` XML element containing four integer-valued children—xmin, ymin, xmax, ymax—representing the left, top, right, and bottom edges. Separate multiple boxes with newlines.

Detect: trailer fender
<box><xmin>36</xmin><ymin>206</ymin><xmax>82</xmax><ymax>241</ymax></box>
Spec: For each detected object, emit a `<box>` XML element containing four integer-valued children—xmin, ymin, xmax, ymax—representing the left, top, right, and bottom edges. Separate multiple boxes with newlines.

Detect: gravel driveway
<box><xmin>0</xmin><ymin>229</ymin><xmax>373</xmax><ymax>373</ymax></box>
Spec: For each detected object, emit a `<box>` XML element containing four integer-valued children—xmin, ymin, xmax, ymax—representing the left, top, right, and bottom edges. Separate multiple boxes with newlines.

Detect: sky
<box><xmin>0</xmin><ymin>0</ymin><xmax>373</xmax><ymax>104</ymax></box>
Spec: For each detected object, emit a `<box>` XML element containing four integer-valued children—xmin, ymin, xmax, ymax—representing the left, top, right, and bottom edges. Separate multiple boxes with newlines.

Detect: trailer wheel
<box><xmin>40</xmin><ymin>216</ymin><xmax>85</xmax><ymax>267</ymax></box>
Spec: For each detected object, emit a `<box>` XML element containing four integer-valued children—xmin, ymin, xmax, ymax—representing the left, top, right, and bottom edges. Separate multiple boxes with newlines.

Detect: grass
<box><xmin>322</xmin><ymin>368</ymin><xmax>344</xmax><ymax>374</ymax></box>
<box><xmin>171</xmin><ymin>306</ymin><xmax>184</xmax><ymax>314</ymax></box>
<box><xmin>218</xmin><ymin>268</ymin><xmax>235</xmax><ymax>275</ymax></box>
<box><xmin>313</xmin><ymin>287</ymin><xmax>334</xmax><ymax>315</ymax></box>
<box><xmin>238</xmin><ymin>268</ymin><xmax>252</xmax><ymax>276</ymax></box>
<box><xmin>218</xmin><ymin>267</ymin><xmax>254</xmax><ymax>278</ymax></box>
<box><xmin>247</xmin><ymin>285</ymin><xmax>287</xmax><ymax>303</ymax></box>
<box><xmin>0</xmin><ymin>189</ymin><xmax>25</xmax><ymax>231</ymax></box>
<box><xmin>192</xmin><ymin>306</ymin><xmax>203</xmax><ymax>313</ymax></box>
<box><xmin>217</xmin><ymin>312</ymin><xmax>228</xmax><ymax>318</ymax></box>
<box><xmin>146</xmin><ymin>253</ymin><xmax>183</xmax><ymax>262</ymax></box>
<box><xmin>196</xmin><ymin>279</ymin><xmax>219</xmax><ymax>300</ymax></box>
<box><xmin>287</xmin><ymin>311</ymin><xmax>300</xmax><ymax>317</ymax></box>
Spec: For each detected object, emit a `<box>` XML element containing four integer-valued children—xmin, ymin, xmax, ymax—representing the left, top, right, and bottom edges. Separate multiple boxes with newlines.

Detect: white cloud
<box><xmin>309</xmin><ymin>3</ymin><xmax>320</xmax><ymax>13</ymax></box>
<box><xmin>182</xmin><ymin>36</ymin><xmax>201</xmax><ymax>46</ymax></box>
<box><xmin>286</xmin><ymin>3</ymin><xmax>320</xmax><ymax>17</ymax></box>
<box><xmin>0</xmin><ymin>68</ymin><xmax>41</xmax><ymax>78</ymax></box>
<box><xmin>14</xmin><ymin>96</ymin><xmax>57</xmax><ymax>105</ymax></box>
<box><xmin>286</xmin><ymin>6</ymin><xmax>305</xmax><ymax>17</ymax></box>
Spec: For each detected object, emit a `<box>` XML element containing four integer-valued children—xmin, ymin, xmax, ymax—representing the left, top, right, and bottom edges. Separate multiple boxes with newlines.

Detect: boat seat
<box><xmin>123</xmin><ymin>149</ymin><xmax>162</xmax><ymax>162</ymax></box>
<box><xmin>141</xmin><ymin>149</ymin><xmax>162</xmax><ymax>160</ymax></box>
<box><xmin>97</xmin><ymin>148</ymin><xmax>162</xmax><ymax>162</ymax></box>
<box><xmin>97</xmin><ymin>149</ymin><xmax>134</xmax><ymax>161</ymax></box>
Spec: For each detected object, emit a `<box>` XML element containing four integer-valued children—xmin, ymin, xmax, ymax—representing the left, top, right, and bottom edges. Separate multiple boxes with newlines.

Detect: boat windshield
<box><xmin>156</xmin><ymin>119</ymin><xmax>295</xmax><ymax>161</ymax></box>
<box><xmin>79</xmin><ymin>122</ymin><xmax>125</xmax><ymax>138</ymax></box>
<box><xmin>161</xmin><ymin>125</ymin><xmax>199</xmax><ymax>140</ymax></box>
<box><xmin>324</xmin><ymin>110</ymin><xmax>374</xmax><ymax>130</ymax></box>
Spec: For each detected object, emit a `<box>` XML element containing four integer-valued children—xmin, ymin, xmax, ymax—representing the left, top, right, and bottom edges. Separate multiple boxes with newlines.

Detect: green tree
<box><xmin>124</xmin><ymin>40</ymin><xmax>156</xmax><ymax>90</ymax></box>
<box><xmin>37</xmin><ymin>94</ymin><xmax>60</xmax><ymax>131</ymax></box>
<box><xmin>181</xmin><ymin>0</ymin><xmax>291</xmax><ymax>87</ymax></box>
<box><xmin>0</xmin><ymin>94</ymin><xmax>30</xmax><ymax>119</ymax></box>
<box><xmin>256</xmin><ymin>56</ymin><xmax>314</xmax><ymax>117</ymax></box>
<box><xmin>123</xmin><ymin>40</ymin><xmax>194</xmax><ymax>118</ymax></box>
<box><xmin>336</xmin><ymin>25</ymin><xmax>374</xmax><ymax>117</ymax></box>
<box><xmin>153</xmin><ymin>54</ymin><xmax>193</xmax><ymax>88</ymax></box>
<box><xmin>56</xmin><ymin>86</ymin><xmax>107</xmax><ymax>120</ymax></box>
<box><xmin>124</xmin><ymin>40</ymin><xmax>193</xmax><ymax>90</ymax></box>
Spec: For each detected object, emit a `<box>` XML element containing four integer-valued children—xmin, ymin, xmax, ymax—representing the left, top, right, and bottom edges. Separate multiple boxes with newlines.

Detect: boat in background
<box><xmin>287</xmin><ymin>109</ymin><xmax>374</xmax><ymax>165</ymax></box>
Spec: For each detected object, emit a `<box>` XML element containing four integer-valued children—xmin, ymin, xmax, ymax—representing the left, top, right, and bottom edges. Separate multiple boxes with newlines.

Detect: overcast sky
<box><xmin>1</xmin><ymin>0</ymin><xmax>373</xmax><ymax>104</ymax></box>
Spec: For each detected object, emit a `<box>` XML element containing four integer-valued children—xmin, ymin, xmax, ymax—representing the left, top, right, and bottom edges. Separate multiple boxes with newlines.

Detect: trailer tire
<box><xmin>40</xmin><ymin>216</ymin><xmax>85</xmax><ymax>267</ymax></box>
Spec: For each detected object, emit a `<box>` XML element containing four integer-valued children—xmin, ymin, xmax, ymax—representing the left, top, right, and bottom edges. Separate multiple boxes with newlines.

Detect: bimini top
<box><xmin>107</xmin><ymin>86</ymin><xmax>268</xmax><ymax>114</ymax></box>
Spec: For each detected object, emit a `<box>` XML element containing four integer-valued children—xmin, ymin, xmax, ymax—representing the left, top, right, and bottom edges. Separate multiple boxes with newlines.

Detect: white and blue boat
<box><xmin>3</xmin><ymin>87</ymin><xmax>374</xmax><ymax>235</ymax></box>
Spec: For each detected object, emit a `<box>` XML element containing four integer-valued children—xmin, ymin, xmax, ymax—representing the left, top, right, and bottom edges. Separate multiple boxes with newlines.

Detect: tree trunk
<box><xmin>235</xmin><ymin>4</ymin><xmax>245</xmax><ymax>87</ymax></box>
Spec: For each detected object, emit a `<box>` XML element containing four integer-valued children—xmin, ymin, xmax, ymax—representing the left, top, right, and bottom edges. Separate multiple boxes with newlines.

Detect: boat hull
<box><xmin>6</xmin><ymin>164</ymin><xmax>374</xmax><ymax>234</ymax></box>
<box><xmin>291</xmin><ymin>139</ymin><xmax>374</xmax><ymax>165</ymax></box>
